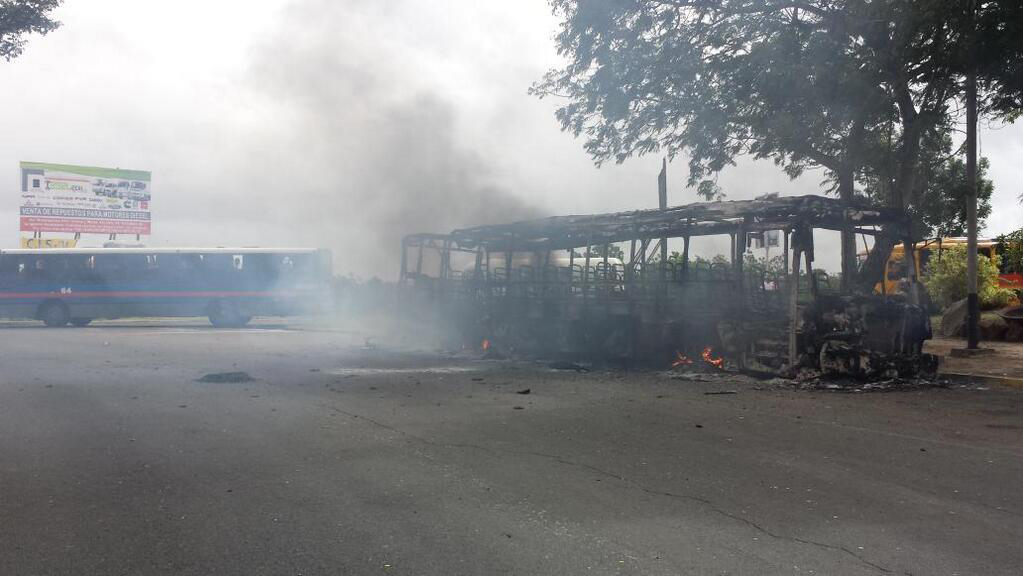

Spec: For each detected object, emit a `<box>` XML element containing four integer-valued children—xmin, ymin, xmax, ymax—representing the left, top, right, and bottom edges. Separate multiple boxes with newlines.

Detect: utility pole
<box><xmin>965</xmin><ymin>3</ymin><xmax>979</xmax><ymax>350</ymax></box>
<box><xmin>658</xmin><ymin>158</ymin><xmax>668</xmax><ymax>264</ymax></box>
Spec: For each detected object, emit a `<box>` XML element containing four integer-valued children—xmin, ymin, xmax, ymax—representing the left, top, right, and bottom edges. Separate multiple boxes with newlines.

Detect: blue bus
<box><xmin>0</xmin><ymin>248</ymin><xmax>333</xmax><ymax>327</ymax></box>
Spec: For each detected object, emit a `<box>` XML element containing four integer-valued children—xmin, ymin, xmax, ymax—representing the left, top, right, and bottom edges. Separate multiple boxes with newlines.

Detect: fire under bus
<box><xmin>400</xmin><ymin>195</ymin><xmax>935</xmax><ymax>380</ymax></box>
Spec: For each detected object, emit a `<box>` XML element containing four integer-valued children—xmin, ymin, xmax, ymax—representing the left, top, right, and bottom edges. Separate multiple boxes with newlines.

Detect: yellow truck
<box><xmin>862</xmin><ymin>237</ymin><xmax>1023</xmax><ymax>295</ymax></box>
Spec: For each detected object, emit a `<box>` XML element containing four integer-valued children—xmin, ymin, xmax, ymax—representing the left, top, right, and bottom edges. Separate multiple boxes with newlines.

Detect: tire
<box><xmin>208</xmin><ymin>301</ymin><xmax>250</xmax><ymax>328</ymax></box>
<box><xmin>40</xmin><ymin>302</ymin><xmax>70</xmax><ymax>327</ymax></box>
<box><xmin>70</xmin><ymin>318</ymin><xmax>93</xmax><ymax>327</ymax></box>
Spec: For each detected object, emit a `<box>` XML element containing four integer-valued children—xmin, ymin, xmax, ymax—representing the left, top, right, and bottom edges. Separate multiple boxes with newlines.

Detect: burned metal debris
<box><xmin>401</xmin><ymin>194</ymin><xmax>936</xmax><ymax>381</ymax></box>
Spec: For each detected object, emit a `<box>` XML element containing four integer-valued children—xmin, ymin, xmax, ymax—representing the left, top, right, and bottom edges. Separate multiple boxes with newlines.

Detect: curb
<box><xmin>940</xmin><ymin>372</ymin><xmax>1023</xmax><ymax>389</ymax></box>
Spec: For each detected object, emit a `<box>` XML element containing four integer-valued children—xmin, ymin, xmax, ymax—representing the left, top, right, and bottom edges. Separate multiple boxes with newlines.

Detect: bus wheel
<box><xmin>40</xmin><ymin>302</ymin><xmax>70</xmax><ymax>327</ymax></box>
<box><xmin>70</xmin><ymin>318</ymin><xmax>93</xmax><ymax>327</ymax></box>
<box><xmin>209</xmin><ymin>301</ymin><xmax>249</xmax><ymax>328</ymax></box>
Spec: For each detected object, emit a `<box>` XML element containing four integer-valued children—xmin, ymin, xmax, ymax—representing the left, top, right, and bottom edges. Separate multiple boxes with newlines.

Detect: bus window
<box><xmin>63</xmin><ymin>255</ymin><xmax>94</xmax><ymax>281</ymax></box>
<box><xmin>122</xmin><ymin>255</ymin><xmax>150</xmax><ymax>273</ymax></box>
<box><xmin>160</xmin><ymin>254</ymin><xmax>195</xmax><ymax>273</ymax></box>
<box><xmin>0</xmin><ymin>256</ymin><xmax>19</xmax><ymax>275</ymax></box>
<box><xmin>290</xmin><ymin>253</ymin><xmax>314</xmax><ymax>276</ymax></box>
<box><xmin>244</xmin><ymin>254</ymin><xmax>277</xmax><ymax>279</ymax></box>
<box><xmin>180</xmin><ymin>253</ymin><xmax>204</xmax><ymax>271</ymax></box>
<box><xmin>75</xmin><ymin>256</ymin><xmax>101</xmax><ymax>282</ymax></box>
<box><xmin>0</xmin><ymin>256</ymin><xmax>22</xmax><ymax>287</ymax></box>
<box><xmin>94</xmin><ymin>255</ymin><xmax>126</xmax><ymax>282</ymax></box>
<box><xmin>125</xmin><ymin>255</ymin><xmax>158</xmax><ymax>283</ymax></box>
<box><xmin>31</xmin><ymin>256</ymin><xmax>57</xmax><ymax>282</ymax></box>
<box><xmin>203</xmin><ymin>254</ymin><xmax>234</xmax><ymax>271</ymax></box>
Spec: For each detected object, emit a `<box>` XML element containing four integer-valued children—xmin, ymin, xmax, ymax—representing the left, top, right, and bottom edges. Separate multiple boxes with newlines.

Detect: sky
<box><xmin>1</xmin><ymin>0</ymin><xmax>1021</xmax><ymax>278</ymax></box>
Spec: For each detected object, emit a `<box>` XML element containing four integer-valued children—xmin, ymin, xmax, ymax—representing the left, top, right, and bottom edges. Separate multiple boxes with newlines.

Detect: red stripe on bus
<box><xmin>0</xmin><ymin>291</ymin><xmax>294</xmax><ymax>299</ymax></box>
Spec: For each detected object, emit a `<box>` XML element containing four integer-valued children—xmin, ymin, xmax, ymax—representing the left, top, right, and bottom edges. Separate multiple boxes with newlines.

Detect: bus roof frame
<box><xmin>440</xmin><ymin>194</ymin><xmax>908</xmax><ymax>252</ymax></box>
<box><xmin>0</xmin><ymin>247</ymin><xmax>326</xmax><ymax>256</ymax></box>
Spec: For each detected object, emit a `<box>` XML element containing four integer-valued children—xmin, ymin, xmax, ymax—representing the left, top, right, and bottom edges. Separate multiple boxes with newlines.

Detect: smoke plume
<box><xmin>233</xmin><ymin>0</ymin><xmax>539</xmax><ymax>278</ymax></box>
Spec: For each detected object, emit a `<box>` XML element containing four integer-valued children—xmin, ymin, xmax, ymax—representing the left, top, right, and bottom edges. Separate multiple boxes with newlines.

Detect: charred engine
<box><xmin>808</xmin><ymin>294</ymin><xmax>937</xmax><ymax>379</ymax></box>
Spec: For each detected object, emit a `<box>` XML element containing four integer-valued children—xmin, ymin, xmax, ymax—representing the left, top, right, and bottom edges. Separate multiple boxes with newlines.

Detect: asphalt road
<box><xmin>0</xmin><ymin>319</ymin><xmax>1020</xmax><ymax>575</ymax></box>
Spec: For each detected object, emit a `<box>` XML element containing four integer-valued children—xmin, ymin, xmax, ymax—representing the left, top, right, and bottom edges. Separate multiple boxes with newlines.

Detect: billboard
<box><xmin>20</xmin><ymin>238</ymin><xmax>78</xmax><ymax>249</ymax></box>
<box><xmin>19</xmin><ymin>162</ymin><xmax>151</xmax><ymax>235</ymax></box>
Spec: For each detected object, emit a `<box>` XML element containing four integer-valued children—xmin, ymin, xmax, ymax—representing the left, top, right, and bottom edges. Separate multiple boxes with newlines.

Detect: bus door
<box><xmin>90</xmin><ymin>254</ymin><xmax>149</xmax><ymax>318</ymax></box>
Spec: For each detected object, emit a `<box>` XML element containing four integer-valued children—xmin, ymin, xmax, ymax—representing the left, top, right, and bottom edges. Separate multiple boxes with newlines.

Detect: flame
<box><xmin>671</xmin><ymin>351</ymin><xmax>694</xmax><ymax>368</ymax></box>
<box><xmin>482</xmin><ymin>339</ymin><xmax>491</xmax><ymax>352</ymax></box>
<box><xmin>701</xmin><ymin>346</ymin><xmax>724</xmax><ymax>369</ymax></box>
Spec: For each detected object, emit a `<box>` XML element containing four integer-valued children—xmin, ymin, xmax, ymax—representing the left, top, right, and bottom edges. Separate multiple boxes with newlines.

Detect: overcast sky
<box><xmin>2</xmin><ymin>0</ymin><xmax>1021</xmax><ymax>277</ymax></box>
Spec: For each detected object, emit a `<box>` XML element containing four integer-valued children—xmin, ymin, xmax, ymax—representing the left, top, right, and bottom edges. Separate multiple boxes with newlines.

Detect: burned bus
<box><xmin>401</xmin><ymin>195</ymin><xmax>934</xmax><ymax>380</ymax></box>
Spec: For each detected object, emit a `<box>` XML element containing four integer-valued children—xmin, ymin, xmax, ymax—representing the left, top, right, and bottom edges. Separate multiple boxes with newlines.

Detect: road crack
<box><xmin>321</xmin><ymin>403</ymin><xmax>897</xmax><ymax>574</ymax></box>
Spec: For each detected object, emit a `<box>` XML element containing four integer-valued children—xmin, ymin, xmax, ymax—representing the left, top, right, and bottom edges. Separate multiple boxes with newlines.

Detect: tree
<box><xmin>846</xmin><ymin>0</ymin><xmax>1023</xmax><ymax>293</ymax></box>
<box><xmin>532</xmin><ymin>1</ymin><xmax>952</xmax><ymax>289</ymax></box>
<box><xmin>696</xmin><ymin>180</ymin><xmax>725</xmax><ymax>202</ymax></box>
<box><xmin>861</xmin><ymin>123</ymin><xmax>994</xmax><ymax>238</ymax></box>
<box><xmin>532</xmin><ymin>1</ymin><xmax>1021</xmax><ymax>290</ymax></box>
<box><xmin>996</xmin><ymin>229</ymin><xmax>1023</xmax><ymax>275</ymax></box>
<box><xmin>922</xmin><ymin>244</ymin><xmax>1012</xmax><ymax>309</ymax></box>
<box><xmin>1</xmin><ymin>1</ymin><xmax>62</xmax><ymax>61</ymax></box>
<box><xmin>968</xmin><ymin>1</ymin><xmax>1023</xmax><ymax>119</ymax></box>
<box><xmin>914</xmin><ymin>155</ymin><xmax>993</xmax><ymax>238</ymax></box>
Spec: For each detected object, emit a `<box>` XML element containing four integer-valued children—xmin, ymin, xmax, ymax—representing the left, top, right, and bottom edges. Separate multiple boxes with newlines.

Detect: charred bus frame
<box><xmin>401</xmin><ymin>195</ymin><xmax>933</xmax><ymax>378</ymax></box>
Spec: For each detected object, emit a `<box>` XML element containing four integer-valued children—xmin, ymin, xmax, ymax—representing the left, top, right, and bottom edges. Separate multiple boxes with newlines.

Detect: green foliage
<box><xmin>532</xmin><ymin>0</ymin><xmax>892</xmax><ymax>192</ymax></box>
<box><xmin>969</xmin><ymin>2</ymin><xmax>1023</xmax><ymax>117</ymax></box>
<box><xmin>696</xmin><ymin>180</ymin><xmax>725</xmax><ymax>202</ymax></box>
<box><xmin>575</xmin><ymin>244</ymin><xmax>625</xmax><ymax>261</ymax></box>
<box><xmin>0</xmin><ymin>1</ymin><xmax>62</xmax><ymax>61</ymax></box>
<box><xmin>912</xmin><ymin>155</ymin><xmax>994</xmax><ymax>238</ymax></box>
<box><xmin>533</xmin><ymin>1</ymin><xmax>1023</xmax><ymax>250</ymax></box>
<box><xmin>860</xmin><ymin>123</ymin><xmax>995</xmax><ymax>238</ymax></box>
<box><xmin>651</xmin><ymin>251</ymin><xmax>727</xmax><ymax>266</ymax></box>
<box><xmin>664</xmin><ymin>251</ymin><xmax>685</xmax><ymax>266</ymax></box>
<box><xmin>922</xmin><ymin>245</ymin><xmax>1013</xmax><ymax>310</ymax></box>
<box><xmin>996</xmin><ymin>229</ymin><xmax>1023</xmax><ymax>275</ymax></box>
<box><xmin>743</xmin><ymin>254</ymin><xmax>787</xmax><ymax>278</ymax></box>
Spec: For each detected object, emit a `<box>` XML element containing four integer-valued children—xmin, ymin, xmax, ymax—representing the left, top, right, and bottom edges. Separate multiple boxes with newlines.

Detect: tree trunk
<box><xmin>837</xmin><ymin>170</ymin><xmax>858</xmax><ymax>292</ymax></box>
<box><xmin>855</xmin><ymin>87</ymin><xmax>924</xmax><ymax>292</ymax></box>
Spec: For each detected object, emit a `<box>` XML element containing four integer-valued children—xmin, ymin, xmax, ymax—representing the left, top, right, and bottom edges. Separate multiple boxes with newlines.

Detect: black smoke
<box><xmin>236</xmin><ymin>0</ymin><xmax>540</xmax><ymax>278</ymax></box>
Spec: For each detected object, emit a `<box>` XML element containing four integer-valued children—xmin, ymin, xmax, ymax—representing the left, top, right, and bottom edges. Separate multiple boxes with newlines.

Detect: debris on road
<box><xmin>516</xmin><ymin>388</ymin><xmax>531</xmax><ymax>395</ymax></box>
<box><xmin>796</xmin><ymin>376</ymin><xmax>952</xmax><ymax>393</ymax></box>
<box><xmin>549</xmin><ymin>361</ymin><xmax>590</xmax><ymax>372</ymax></box>
<box><xmin>482</xmin><ymin>348</ymin><xmax>507</xmax><ymax>360</ymax></box>
<box><xmin>196</xmin><ymin>371</ymin><xmax>255</xmax><ymax>383</ymax></box>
